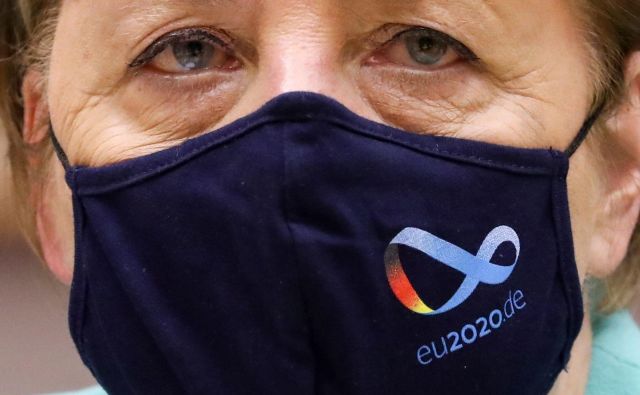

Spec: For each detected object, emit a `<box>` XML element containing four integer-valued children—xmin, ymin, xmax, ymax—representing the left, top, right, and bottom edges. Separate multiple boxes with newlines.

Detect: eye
<box><xmin>130</xmin><ymin>28</ymin><xmax>241</xmax><ymax>74</ymax></box>
<box><xmin>404</xmin><ymin>30</ymin><xmax>450</xmax><ymax>65</ymax></box>
<box><xmin>150</xmin><ymin>39</ymin><xmax>240</xmax><ymax>74</ymax></box>
<box><xmin>368</xmin><ymin>27</ymin><xmax>477</xmax><ymax>70</ymax></box>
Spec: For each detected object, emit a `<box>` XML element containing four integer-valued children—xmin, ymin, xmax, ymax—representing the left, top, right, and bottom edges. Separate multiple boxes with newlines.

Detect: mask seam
<box><xmin>549</xmin><ymin>153</ymin><xmax>585</xmax><ymax>377</ymax></box>
<box><xmin>73</xmin><ymin>115</ymin><xmax>558</xmax><ymax>196</ymax></box>
<box><xmin>281</xmin><ymin>124</ymin><xmax>318</xmax><ymax>390</ymax></box>
<box><xmin>537</xmin><ymin>154</ymin><xmax>578</xmax><ymax>395</ymax></box>
<box><xmin>67</xmin><ymin>172</ymin><xmax>88</xmax><ymax>359</ymax></box>
<box><xmin>325</xmin><ymin>117</ymin><xmax>555</xmax><ymax>173</ymax></box>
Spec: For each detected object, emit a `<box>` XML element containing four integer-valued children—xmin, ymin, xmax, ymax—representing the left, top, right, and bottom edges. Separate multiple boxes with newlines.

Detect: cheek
<box><xmin>355</xmin><ymin>63</ymin><xmax>567</xmax><ymax>150</ymax></box>
<box><xmin>49</xmin><ymin>71</ymin><xmax>249</xmax><ymax>168</ymax></box>
<box><xmin>36</xmin><ymin>158</ymin><xmax>75</xmax><ymax>285</ymax></box>
<box><xmin>356</xmin><ymin>64</ymin><xmax>492</xmax><ymax>136</ymax></box>
<box><xmin>119</xmin><ymin>70</ymin><xmax>249</xmax><ymax>134</ymax></box>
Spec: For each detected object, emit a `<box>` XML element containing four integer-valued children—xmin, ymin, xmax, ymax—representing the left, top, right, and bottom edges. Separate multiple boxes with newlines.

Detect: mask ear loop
<box><xmin>564</xmin><ymin>103</ymin><xmax>606</xmax><ymax>157</ymax></box>
<box><xmin>48</xmin><ymin>121</ymin><xmax>71</xmax><ymax>170</ymax></box>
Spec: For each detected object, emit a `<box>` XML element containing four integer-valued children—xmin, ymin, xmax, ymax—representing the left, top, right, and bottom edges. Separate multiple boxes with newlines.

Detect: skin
<box><xmin>19</xmin><ymin>0</ymin><xmax>640</xmax><ymax>393</ymax></box>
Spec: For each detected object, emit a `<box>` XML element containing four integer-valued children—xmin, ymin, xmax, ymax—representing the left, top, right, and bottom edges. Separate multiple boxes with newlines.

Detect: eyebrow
<box><xmin>119</xmin><ymin>0</ymin><xmax>504</xmax><ymax>51</ymax></box>
<box><xmin>115</xmin><ymin>0</ymin><xmax>237</xmax><ymax>12</ymax></box>
<box><xmin>371</xmin><ymin>0</ymin><xmax>503</xmax><ymax>42</ymax></box>
<box><xmin>152</xmin><ymin>0</ymin><xmax>236</xmax><ymax>5</ymax></box>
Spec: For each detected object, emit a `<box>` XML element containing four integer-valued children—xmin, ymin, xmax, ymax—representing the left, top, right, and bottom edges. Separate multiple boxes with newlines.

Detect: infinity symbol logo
<box><xmin>384</xmin><ymin>226</ymin><xmax>520</xmax><ymax>315</ymax></box>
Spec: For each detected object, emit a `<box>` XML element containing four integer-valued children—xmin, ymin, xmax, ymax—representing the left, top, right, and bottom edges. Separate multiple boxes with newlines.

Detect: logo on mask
<box><xmin>384</xmin><ymin>226</ymin><xmax>520</xmax><ymax>315</ymax></box>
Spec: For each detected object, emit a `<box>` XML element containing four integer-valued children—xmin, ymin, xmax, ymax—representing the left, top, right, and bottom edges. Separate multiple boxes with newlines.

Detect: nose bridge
<box><xmin>248</xmin><ymin>2</ymin><xmax>370</xmax><ymax>110</ymax></box>
<box><xmin>229</xmin><ymin>1</ymin><xmax>383</xmax><ymax>126</ymax></box>
<box><xmin>259</xmin><ymin>4</ymin><xmax>342</xmax><ymax>94</ymax></box>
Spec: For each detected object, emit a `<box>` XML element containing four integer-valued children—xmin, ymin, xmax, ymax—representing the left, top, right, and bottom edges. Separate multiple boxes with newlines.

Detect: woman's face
<box><xmin>49</xmin><ymin>0</ymin><xmax>594</xmax><ymax>163</ymax></box>
<box><xmin>44</xmin><ymin>0</ymin><xmax>601</xmax><ymax>280</ymax></box>
<box><xmin>28</xmin><ymin>0</ymin><xmax>640</xmax><ymax>391</ymax></box>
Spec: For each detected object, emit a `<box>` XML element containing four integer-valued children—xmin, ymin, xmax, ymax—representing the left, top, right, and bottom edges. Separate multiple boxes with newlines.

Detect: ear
<box><xmin>588</xmin><ymin>52</ymin><xmax>640</xmax><ymax>278</ymax></box>
<box><xmin>22</xmin><ymin>68</ymin><xmax>74</xmax><ymax>285</ymax></box>
<box><xmin>21</xmin><ymin>69</ymin><xmax>49</xmax><ymax>144</ymax></box>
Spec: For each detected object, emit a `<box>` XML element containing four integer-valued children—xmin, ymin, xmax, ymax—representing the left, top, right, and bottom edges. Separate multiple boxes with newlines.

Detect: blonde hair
<box><xmin>1</xmin><ymin>0</ymin><xmax>640</xmax><ymax>310</ymax></box>
<box><xmin>0</xmin><ymin>0</ymin><xmax>57</xmax><ymax>256</ymax></box>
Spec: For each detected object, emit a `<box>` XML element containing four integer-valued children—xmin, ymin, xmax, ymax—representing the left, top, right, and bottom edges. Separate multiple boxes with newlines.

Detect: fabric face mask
<box><xmin>50</xmin><ymin>92</ymin><xmax>600</xmax><ymax>394</ymax></box>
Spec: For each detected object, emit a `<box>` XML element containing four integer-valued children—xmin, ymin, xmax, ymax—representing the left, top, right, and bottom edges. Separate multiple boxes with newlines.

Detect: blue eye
<box><xmin>172</xmin><ymin>40</ymin><xmax>217</xmax><ymax>70</ymax></box>
<box><xmin>404</xmin><ymin>30</ymin><xmax>448</xmax><ymax>65</ymax></box>
<box><xmin>367</xmin><ymin>27</ymin><xmax>478</xmax><ymax>71</ymax></box>
<box><xmin>131</xmin><ymin>28</ymin><xmax>241</xmax><ymax>74</ymax></box>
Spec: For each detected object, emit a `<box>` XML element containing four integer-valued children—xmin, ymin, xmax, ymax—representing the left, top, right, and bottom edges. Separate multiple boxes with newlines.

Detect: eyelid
<box><xmin>129</xmin><ymin>27</ymin><xmax>234</xmax><ymax>69</ymax></box>
<box><xmin>370</xmin><ymin>25</ymin><xmax>480</xmax><ymax>63</ymax></box>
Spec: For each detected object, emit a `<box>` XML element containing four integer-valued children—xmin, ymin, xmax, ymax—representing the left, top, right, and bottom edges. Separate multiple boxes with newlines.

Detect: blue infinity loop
<box><xmin>387</xmin><ymin>226</ymin><xmax>520</xmax><ymax>315</ymax></box>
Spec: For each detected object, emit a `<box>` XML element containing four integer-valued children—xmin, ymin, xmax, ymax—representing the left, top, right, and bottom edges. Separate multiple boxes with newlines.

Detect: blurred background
<box><xmin>0</xmin><ymin>129</ymin><xmax>96</xmax><ymax>394</ymax></box>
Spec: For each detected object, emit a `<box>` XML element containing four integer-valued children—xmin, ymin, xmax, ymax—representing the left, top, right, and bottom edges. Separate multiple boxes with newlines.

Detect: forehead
<box><xmin>67</xmin><ymin>0</ymin><xmax>579</xmax><ymax>53</ymax></box>
<box><xmin>71</xmin><ymin>0</ymin><xmax>575</xmax><ymax>24</ymax></box>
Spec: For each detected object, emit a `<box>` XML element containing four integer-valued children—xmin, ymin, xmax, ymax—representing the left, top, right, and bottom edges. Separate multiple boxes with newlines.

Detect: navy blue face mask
<box><xmin>50</xmin><ymin>92</ymin><xmax>601</xmax><ymax>394</ymax></box>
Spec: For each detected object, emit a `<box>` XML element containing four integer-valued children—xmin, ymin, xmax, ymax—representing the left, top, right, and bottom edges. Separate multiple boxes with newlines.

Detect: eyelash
<box><xmin>129</xmin><ymin>28</ymin><xmax>233</xmax><ymax>69</ymax></box>
<box><xmin>129</xmin><ymin>25</ymin><xmax>479</xmax><ymax>70</ymax></box>
<box><xmin>378</xmin><ymin>25</ymin><xmax>479</xmax><ymax>63</ymax></box>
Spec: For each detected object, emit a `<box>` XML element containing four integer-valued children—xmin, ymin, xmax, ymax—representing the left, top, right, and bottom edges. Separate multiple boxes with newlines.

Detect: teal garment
<box><xmin>586</xmin><ymin>309</ymin><xmax>640</xmax><ymax>395</ymax></box>
<box><xmin>41</xmin><ymin>386</ymin><xmax>106</xmax><ymax>395</ymax></box>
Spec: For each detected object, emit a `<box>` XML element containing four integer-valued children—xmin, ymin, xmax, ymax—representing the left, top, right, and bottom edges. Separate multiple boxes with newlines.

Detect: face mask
<box><xmin>50</xmin><ymin>92</ymin><xmax>601</xmax><ymax>394</ymax></box>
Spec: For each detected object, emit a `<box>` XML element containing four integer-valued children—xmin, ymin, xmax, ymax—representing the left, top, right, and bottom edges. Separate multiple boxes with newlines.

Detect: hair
<box><xmin>1</xmin><ymin>1</ymin><xmax>640</xmax><ymax>311</ymax></box>
<box><xmin>0</xmin><ymin>0</ymin><xmax>58</xmax><ymax>256</ymax></box>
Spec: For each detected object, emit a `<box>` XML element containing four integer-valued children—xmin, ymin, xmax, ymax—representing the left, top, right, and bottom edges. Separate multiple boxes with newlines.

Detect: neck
<box><xmin>548</xmin><ymin>308</ymin><xmax>592</xmax><ymax>394</ymax></box>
